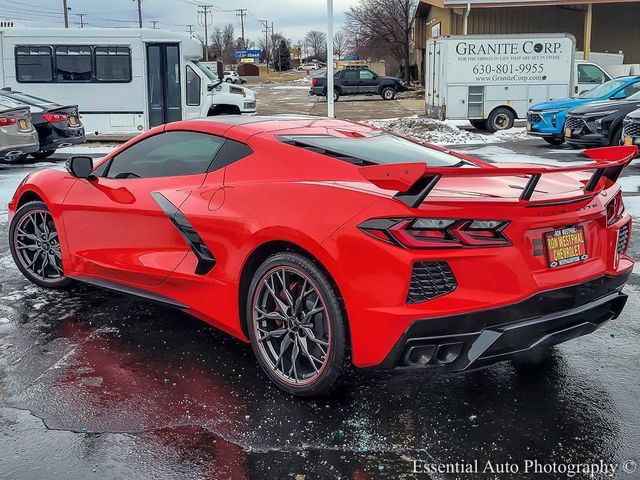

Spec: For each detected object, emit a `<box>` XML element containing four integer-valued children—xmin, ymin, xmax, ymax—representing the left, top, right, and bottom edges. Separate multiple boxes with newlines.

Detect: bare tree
<box><xmin>304</xmin><ymin>30</ymin><xmax>327</xmax><ymax>60</ymax></box>
<box><xmin>333</xmin><ymin>30</ymin><xmax>349</xmax><ymax>60</ymax></box>
<box><xmin>346</xmin><ymin>0</ymin><xmax>416</xmax><ymax>81</ymax></box>
<box><xmin>210</xmin><ymin>24</ymin><xmax>236</xmax><ymax>65</ymax></box>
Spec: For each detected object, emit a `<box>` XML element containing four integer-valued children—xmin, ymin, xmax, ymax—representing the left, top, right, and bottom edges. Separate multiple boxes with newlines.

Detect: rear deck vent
<box><xmin>407</xmin><ymin>262</ymin><xmax>457</xmax><ymax>303</ymax></box>
<box><xmin>618</xmin><ymin>223</ymin><xmax>630</xmax><ymax>255</ymax></box>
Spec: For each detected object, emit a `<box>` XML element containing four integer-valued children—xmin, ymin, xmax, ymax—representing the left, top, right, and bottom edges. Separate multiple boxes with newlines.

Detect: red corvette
<box><xmin>7</xmin><ymin>116</ymin><xmax>635</xmax><ymax>396</ymax></box>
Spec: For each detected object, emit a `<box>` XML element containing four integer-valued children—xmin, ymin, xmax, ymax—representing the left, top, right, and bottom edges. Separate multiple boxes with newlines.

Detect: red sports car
<box><xmin>7</xmin><ymin>116</ymin><xmax>635</xmax><ymax>396</ymax></box>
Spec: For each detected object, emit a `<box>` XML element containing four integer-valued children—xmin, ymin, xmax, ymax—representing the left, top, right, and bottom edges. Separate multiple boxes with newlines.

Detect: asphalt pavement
<box><xmin>0</xmin><ymin>139</ymin><xmax>639</xmax><ymax>480</ymax></box>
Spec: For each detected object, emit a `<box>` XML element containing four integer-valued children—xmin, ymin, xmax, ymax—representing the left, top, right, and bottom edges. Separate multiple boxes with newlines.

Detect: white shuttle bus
<box><xmin>0</xmin><ymin>28</ymin><xmax>257</xmax><ymax>136</ymax></box>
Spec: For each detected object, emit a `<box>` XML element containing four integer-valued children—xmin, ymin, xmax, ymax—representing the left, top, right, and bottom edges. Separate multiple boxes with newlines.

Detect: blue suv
<box><xmin>527</xmin><ymin>76</ymin><xmax>640</xmax><ymax>145</ymax></box>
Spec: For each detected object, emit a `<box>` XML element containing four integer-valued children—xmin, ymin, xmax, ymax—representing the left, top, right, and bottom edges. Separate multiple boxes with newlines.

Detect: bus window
<box><xmin>16</xmin><ymin>46</ymin><xmax>53</xmax><ymax>82</ymax></box>
<box><xmin>95</xmin><ymin>46</ymin><xmax>131</xmax><ymax>82</ymax></box>
<box><xmin>55</xmin><ymin>45</ymin><xmax>92</xmax><ymax>82</ymax></box>
<box><xmin>186</xmin><ymin>65</ymin><xmax>201</xmax><ymax>106</ymax></box>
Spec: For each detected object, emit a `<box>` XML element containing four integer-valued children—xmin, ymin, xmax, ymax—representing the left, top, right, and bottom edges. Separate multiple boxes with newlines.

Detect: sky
<box><xmin>0</xmin><ymin>0</ymin><xmax>357</xmax><ymax>45</ymax></box>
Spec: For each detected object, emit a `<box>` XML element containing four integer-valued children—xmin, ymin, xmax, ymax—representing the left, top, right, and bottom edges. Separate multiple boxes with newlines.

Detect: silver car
<box><xmin>0</xmin><ymin>98</ymin><xmax>38</xmax><ymax>163</ymax></box>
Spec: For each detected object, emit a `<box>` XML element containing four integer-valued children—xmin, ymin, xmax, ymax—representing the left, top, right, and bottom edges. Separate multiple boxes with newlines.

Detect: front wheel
<box><xmin>9</xmin><ymin>201</ymin><xmax>72</xmax><ymax>289</ymax></box>
<box><xmin>246</xmin><ymin>252</ymin><xmax>347</xmax><ymax>396</ymax></box>
<box><xmin>486</xmin><ymin>108</ymin><xmax>515</xmax><ymax>132</ymax></box>
<box><xmin>381</xmin><ymin>87</ymin><xmax>396</xmax><ymax>100</ymax></box>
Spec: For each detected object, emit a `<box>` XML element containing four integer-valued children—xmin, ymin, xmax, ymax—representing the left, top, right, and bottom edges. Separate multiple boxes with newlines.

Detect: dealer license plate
<box><xmin>564</xmin><ymin>127</ymin><xmax>572</xmax><ymax>138</ymax></box>
<box><xmin>18</xmin><ymin>119</ymin><xmax>28</xmax><ymax>129</ymax></box>
<box><xmin>545</xmin><ymin>226</ymin><xmax>588</xmax><ymax>268</ymax></box>
<box><xmin>526</xmin><ymin>123</ymin><xmax>531</xmax><ymax>131</ymax></box>
<box><xmin>624</xmin><ymin>136</ymin><xmax>633</xmax><ymax>146</ymax></box>
<box><xmin>69</xmin><ymin>116</ymin><xmax>78</xmax><ymax>126</ymax></box>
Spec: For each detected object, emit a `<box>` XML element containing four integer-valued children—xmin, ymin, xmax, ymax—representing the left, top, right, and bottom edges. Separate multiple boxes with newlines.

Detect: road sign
<box><xmin>235</xmin><ymin>49</ymin><xmax>262</xmax><ymax>58</ymax></box>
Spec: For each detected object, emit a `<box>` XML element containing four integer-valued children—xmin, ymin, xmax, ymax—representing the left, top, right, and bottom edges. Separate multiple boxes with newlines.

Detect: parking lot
<box><xmin>1</xmin><ymin>85</ymin><xmax>640</xmax><ymax>477</ymax></box>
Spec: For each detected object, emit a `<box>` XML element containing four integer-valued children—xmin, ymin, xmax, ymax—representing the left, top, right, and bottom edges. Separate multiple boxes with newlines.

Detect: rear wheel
<box><xmin>9</xmin><ymin>201</ymin><xmax>72</xmax><ymax>289</ymax></box>
<box><xmin>246</xmin><ymin>252</ymin><xmax>346</xmax><ymax>396</ymax></box>
<box><xmin>381</xmin><ymin>87</ymin><xmax>396</xmax><ymax>100</ymax></box>
<box><xmin>31</xmin><ymin>150</ymin><xmax>56</xmax><ymax>160</ymax></box>
<box><xmin>543</xmin><ymin>137</ymin><xmax>565</xmax><ymax>146</ymax></box>
<box><xmin>470</xmin><ymin>119</ymin><xmax>486</xmax><ymax>130</ymax></box>
<box><xmin>332</xmin><ymin>89</ymin><xmax>339</xmax><ymax>102</ymax></box>
<box><xmin>486</xmin><ymin>108</ymin><xmax>515</xmax><ymax>132</ymax></box>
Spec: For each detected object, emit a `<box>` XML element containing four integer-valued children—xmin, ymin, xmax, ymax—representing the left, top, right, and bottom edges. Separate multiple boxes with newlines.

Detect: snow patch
<box><xmin>364</xmin><ymin>116</ymin><xmax>528</xmax><ymax>146</ymax></box>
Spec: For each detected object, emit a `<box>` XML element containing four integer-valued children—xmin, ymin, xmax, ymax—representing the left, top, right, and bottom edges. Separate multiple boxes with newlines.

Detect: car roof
<box><xmin>164</xmin><ymin>115</ymin><xmax>378</xmax><ymax>143</ymax></box>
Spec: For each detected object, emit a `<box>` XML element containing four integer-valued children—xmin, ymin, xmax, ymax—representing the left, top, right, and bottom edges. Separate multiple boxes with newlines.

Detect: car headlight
<box><xmin>589</xmin><ymin>111</ymin><xmax>617</xmax><ymax>132</ymax></box>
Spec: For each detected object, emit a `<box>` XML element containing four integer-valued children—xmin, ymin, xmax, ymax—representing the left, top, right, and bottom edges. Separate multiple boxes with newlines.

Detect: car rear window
<box><xmin>280</xmin><ymin>133</ymin><xmax>470</xmax><ymax>167</ymax></box>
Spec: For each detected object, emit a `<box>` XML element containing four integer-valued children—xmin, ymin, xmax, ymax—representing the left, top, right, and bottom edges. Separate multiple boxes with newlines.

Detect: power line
<box><xmin>197</xmin><ymin>4</ymin><xmax>213</xmax><ymax>61</ymax></box>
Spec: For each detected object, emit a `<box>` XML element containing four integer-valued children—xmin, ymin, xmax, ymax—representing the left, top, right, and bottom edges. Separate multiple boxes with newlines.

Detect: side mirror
<box><xmin>611</xmin><ymin>91</ymin><xmax>627</xmax><ymax>100</ymax></box>
<box><xmin>66</xmin><ymin>156</ymin><xmax>93</xmax><ymax>178</ymax></box>
<box><xmin>207</xmin><ymin>80</ymin><xmax>223</xmax><ymax>91</ymax></box>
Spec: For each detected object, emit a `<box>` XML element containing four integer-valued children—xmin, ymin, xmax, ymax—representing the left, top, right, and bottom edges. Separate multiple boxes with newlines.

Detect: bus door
<box><xmin>146</xmin><ymin>43</ymin><xmax>182</xmax><ymax>127</ymax></box>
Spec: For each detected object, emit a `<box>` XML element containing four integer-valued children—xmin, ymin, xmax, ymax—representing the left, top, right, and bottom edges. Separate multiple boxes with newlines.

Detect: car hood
<box><xmin>530</xmin><ymin>98</ymin><xmax>585</xmax><ymax>111</ymax></box>
<box><xmin>569</xmin><ymin>99</ymin><xmax>640</xmax><ymax>115</ymax></box>
<box><xmin>626</xmin><ymin>108</ymin><xmax>640</xmax><ymax>120</ymax></box>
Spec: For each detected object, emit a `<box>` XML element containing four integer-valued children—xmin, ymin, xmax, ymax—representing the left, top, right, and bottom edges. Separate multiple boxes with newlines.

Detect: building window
<box><xmin>15</xmin><ymin>46</ymin><xmax>53</xmax><ymax>82</ymax></box>
<box><xmin>431</xmin><ymin>22</ymin><xmax>441</xmax><ymax>38</ymax></box>
<box><xmin>95</xmin><ymin>46</ymin><xmax>132</xmax><ymax>82</ymax></box>
<box><xmin>55</xmin><ymin>45</ymin><xmax>92</xmax><ymax>82</ymax></box>
<box><xmin>186</xmin><ymin>65</ymin><xmax>201</xmax><ymax>106</ymax></box>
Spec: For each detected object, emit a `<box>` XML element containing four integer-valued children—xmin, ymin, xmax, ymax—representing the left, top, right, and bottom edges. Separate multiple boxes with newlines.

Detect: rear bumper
<box><xmin>36</xmin><ymin>125</ymin><xmax>85</xmax><ymax>151</ymax></box>
<box><xmin>0</xmin><ymin>142</ymin><xmax>39</xmax><ymax>161</ymax></box>
<box><xmin>377</xmin><ymin>272</ymin><xmax>630</xmax><ymax>371</ymax></box>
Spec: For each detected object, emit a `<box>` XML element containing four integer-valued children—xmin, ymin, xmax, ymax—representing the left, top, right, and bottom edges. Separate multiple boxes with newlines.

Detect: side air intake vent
<box><xmin>407</xmin><ymin>262</ymin><xmax>457</xmax><ymax>303</ymax></box>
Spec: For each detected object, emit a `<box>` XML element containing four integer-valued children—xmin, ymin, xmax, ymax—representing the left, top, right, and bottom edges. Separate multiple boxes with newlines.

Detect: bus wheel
<box><xmin>487</xmin><ymin>108</ymin><xmax>514</xmax><ymax>132</ymax></box>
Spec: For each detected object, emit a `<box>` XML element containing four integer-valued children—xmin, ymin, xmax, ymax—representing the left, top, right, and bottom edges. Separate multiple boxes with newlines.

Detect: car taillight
<box><xmin>312</xmin><ymin>78</ymin><xmax>318</xmax><ymax>86</ymax></box>
<box><xmin>43</xmin><ymin>113</ymin><xmax>68</xmax><ymax>123</ymax></box>
<box><xmin>606</xmin><ymin>191</ymin><xmax>625</xmax><ymax>226</ymax></box>
<box><xmin>0</xmin><ymin>116</ymin><xmax>17</xmax><ymax>126</ymax></box>
<box><xmin>359</xmin><ymin>218</ymin><xmax>510</xmax><ymax>248</ymax></box>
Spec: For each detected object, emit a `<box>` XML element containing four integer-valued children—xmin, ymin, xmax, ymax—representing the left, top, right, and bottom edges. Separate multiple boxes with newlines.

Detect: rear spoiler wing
<box><xmin>359</xmin><ymin>146</ymin><xmax>637</xmax><ymax>208</ymax></box>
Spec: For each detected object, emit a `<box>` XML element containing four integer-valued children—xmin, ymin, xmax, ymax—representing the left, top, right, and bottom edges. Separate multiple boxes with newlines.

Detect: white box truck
<box><xmin>425</xmin><ymin>34</ymin><xmax>611</xmax><ymax>131</ymax></box>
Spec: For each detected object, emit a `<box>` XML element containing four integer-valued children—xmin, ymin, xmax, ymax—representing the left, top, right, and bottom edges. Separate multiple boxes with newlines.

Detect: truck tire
<box><xmin>381</xmin><ymin>87</ymin><xmax>396</xmax><ymax>100</ymax></box>
<box><xmin>487</xmin><ymin>108</ymin><xmax>515</xmax><ymax>132</ymax></box>
<box><xmin>470</xmin><ymin>119</ymin><xmax>486</xmax><ymax>130</ymax></box>
<box><xmin>332</xmin><ymin>90</ymin><xmax>339</xmax><ymax>102</ymax></box>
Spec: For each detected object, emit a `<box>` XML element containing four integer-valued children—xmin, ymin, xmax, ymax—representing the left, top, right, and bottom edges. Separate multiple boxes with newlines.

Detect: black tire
<box><xmin>610</xmin><ymin>125</ymin><xmax>623</xmax><ymax>146</ymax></box>
<box><xmin>246</xmin><ymin>252</ymin><xmax>347</xmax><ymax>396</ymax></box>
<box><xmin>225</xmin><ymin>78</ymin><xmax>233</xmax><ymax>83</ymax></box>
<box><xmin>381</xmin><ymin>87</ymin><xmax>396</xmax><ymax>100</ymax></box>
<box><xmin>470</xmin><ymin>119</ymin><xmax>486</xmax><ymax>130</ymax></box>
<box><xmin>31</xmin><ymin>150</ymin><xmax>56</xmax><ymax>160</ymax></box>
<box><xmin>543</xmin><ymin>137</ymin><xmax>565</xmax><ymax>146</ymax></box>
<box><xmin>332</xmin><ymin>89</ymin><xmax>339</xmax><ymax>102</ymax></box>
<box><xmin>486</xmin><ymin>107</ymin><xmax>515</xmax><ymax>132</ymax></box>
<box><xmin>9</xmin><ymin>201</ymin><xmax>72</xmax><ymax>289</ymax></box>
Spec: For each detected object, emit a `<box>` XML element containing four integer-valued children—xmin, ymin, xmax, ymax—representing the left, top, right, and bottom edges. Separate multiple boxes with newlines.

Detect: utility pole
<box><xmin>236</xmin><ymin>9</ymin><xmax>247</xmax><ymax>49</ymax></box>
<box><xmin>75</xmin><ymin>13</ymin><xmax>86</xmax><ymax>28</ymax></box>
<box><xmin>258</xmin><ymin>19</ymin><xmax>270</xmax><ymax>73</ymax></box>
<box><xmin>327</xmin><ymin>0</ymin><xmax>334</xmax><ymax>118</ymax></box>
<box><xmin>134</xmin><ymin>0</ymin><xmax>142</xmax><ymax>28</ymax></box>
<box><xmin>198</xmin><ymin>5</ymin><xmax>213</xmax><ymax>61</ymax></box>
<box><xmin>151</xmin><ymin>20</ymin><xmax>158</xmax><ymax>29</ymax></box>
<box><xmin>186</xmin><ymin>24</ymin><xmax>194</xmax><ymax>35</ymax></box>
<box><xmin>62</xmin><ymin>0</ymin><xmax>69</xmax><ymax>28</ymax></box>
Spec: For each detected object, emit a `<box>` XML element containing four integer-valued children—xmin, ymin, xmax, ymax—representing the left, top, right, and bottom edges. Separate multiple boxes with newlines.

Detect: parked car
<box><xmin>622</xmin><ymin>108</ymin><xmax>640</xmax><ymax>146</ymax></box>
<box><xmin>223</xmin><ymin>71</ymin><xmax>246</xmax><ymax>84</ymax></box>
<box><xmin>299</xmin><ymin>62</ymin><xmax>320</xmax><ymax>71</ymax></box>
<box><xmin>564</xmin><ymin>92</ymin><xmax>640</xmax><ymax>148</ymax></box>
<box><xmin>0</xmin><ymin>88</ymin><xmax>85</xmax><ymax>159</ymax></box>
<box><xmin>0</xmin><ymin>99</ymin><xmax>39</xmax><ymax>163</ymax></box>
<box><xmin>527</xmin><ymin>76</ymin><xmax>640</xmax><ymax>145</ymax></box>
<box><xmin>8</xmin><ymin>116</ymin><xmax>635</xmax><ymax>396</ymax></box>
<box><xmin>310</xmin><ymin>68</ymin><xmax>408</xmax><ymax>101</ymax></box>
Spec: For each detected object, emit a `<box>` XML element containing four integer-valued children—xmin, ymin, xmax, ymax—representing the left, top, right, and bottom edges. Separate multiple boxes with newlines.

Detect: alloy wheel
<box><xmin>13</xmin><ymin>209</ymin><xmax>64</xmax><ymax>283</ymax></box>
<box><xmin>252</xmin><ymin>266</ymin><xmax>331</xmax><ymax>386</ymax></box>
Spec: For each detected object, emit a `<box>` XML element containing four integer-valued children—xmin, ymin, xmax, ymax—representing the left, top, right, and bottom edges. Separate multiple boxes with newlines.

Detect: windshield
<box><xmin>194</xmin><ymin>62</ymin><xmax>218</xmax><ymax>82</ymax></box>
<box><xmin>579</xmin><ymin>79</ymin><xmax>627</xmax><ymax>99</ymax></box>
<box><xmin>282</xmin><ymin>133</ymin><xmax>470</xmax><ymax>167</ymax></box>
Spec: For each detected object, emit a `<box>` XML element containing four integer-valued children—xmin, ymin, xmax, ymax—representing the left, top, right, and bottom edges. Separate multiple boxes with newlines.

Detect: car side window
<box><xmin>359</xmin><ymin>70</ymin><xmax>375</xmax><ymax>80</ymax></box>
<box><xmin>578</xmin><ymin>64</ymin><xmax>605</xmax><ymax>84</ymax></box>
<box><xmin>344</xmin><ymin>70</ymin><xmax>357</xmax><ymax>81</ymax></box>
<box><xmin>105</xmin><ymin>131</ymin><xmax>224</xmax><ymax>179</ymax></box>
<box><xmin>621</xmin><ymin>81</ymin><xmax>640</xmax><ymax>97</ymax></box>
